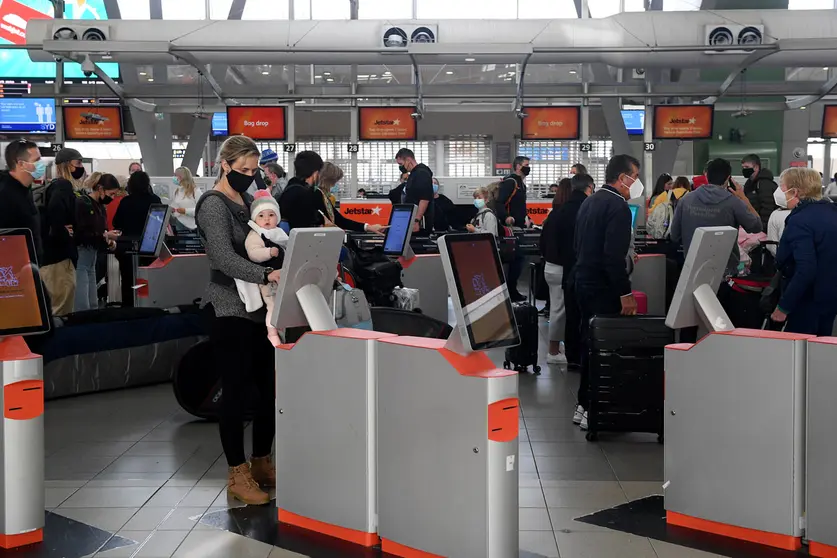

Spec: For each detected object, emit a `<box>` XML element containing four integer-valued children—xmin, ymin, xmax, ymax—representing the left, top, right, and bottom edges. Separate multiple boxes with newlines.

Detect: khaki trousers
<box><xmin>41</xmin><ymin>259</ymin><xmax>76</xmax><ymax>316</ymax></box>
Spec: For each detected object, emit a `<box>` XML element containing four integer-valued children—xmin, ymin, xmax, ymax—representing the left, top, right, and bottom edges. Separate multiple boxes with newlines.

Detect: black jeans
<box><xmin>210</xmin><ymin>315</ymin><xmax>276</xmax><ymax>467</ymax></box>
<box><xmin>563</xmin><ymin>279</ymin><xmax>582</xmax><ymax>365</ymax></box>
<box><xmin>576</xmin><ymin>283</ymin><xmax>622</xmax><ymax>408</ymax></box>
<box><xmin>507</xmin><ymin>252</ymin><xmax>525</xmax><ymax>295</ymax></box>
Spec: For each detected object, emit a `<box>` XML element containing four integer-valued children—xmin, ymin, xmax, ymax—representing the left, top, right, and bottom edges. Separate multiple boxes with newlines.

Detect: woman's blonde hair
<box><xmin>780</xmin><ymin>167</ymin><xmax>823</xmax><ymax>200</ymax></box>
<box><xmin>83</xmin><ymin>171</ymin><xmax>102</xmax><ymax>193</ymax></box>
<box><xmin>175</xmin><ymin>166</ymin><xmax>197</xmax><ymax>199</ymax></box>
<box><xmin>56</xmin><ymin>161</ymin><xmax>84</xmax><ymax>190</ymax></box>
<box><xmin>216</xmin><ymin>136</ymin><xmax>260</xmax><ymax>184</ymax></box>
<box><xmin>318</xmin><ymin>161</ymin><xmax>344</xmax><ymax>190</ymax></box>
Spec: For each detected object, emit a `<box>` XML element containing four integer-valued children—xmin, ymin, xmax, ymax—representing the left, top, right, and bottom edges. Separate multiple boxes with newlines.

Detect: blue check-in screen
<box><xmin>0</xmin><ymin>98</ymin><xmax>55</xmax><ymax>133</ymax></box>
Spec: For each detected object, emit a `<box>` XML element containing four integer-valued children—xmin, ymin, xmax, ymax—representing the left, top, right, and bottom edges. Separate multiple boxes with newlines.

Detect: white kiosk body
<box><xmin>273</xmin><ymin>228</ymin><xmax>388</xmax><ymax>546</ymax></box>
<box><xmin>0</xmin><ymin>229</ymin><xmax>49</xmax><ymax>548</ymax></box>
<box><xmin>378</xmin><ymin>233</ymin><xmax>521</xmax><ymax>557</ymax></box>
<box><xmin>663</xmin><ymin>226</ymin><xmax>807</xmax><ymax>552</ymax></box>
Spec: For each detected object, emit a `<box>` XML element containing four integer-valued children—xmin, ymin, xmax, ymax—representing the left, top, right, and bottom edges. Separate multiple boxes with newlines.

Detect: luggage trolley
<box><xmin>0</xmin><ymin>228</ymin><xmax>51</xmax><ymax>548</ymax></box>
<box><xmin>377</xmin><ymin>233</ymin><xmax>521</xmax><ymax>557</ymax></box>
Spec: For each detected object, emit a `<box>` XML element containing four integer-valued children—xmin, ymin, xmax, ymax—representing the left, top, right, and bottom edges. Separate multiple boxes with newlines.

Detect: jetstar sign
<box><xmin>359</xmin><ymin>107</ymin><xmax>417</xmax><ymax>141</ymax></box>
<box><xmin>339</xmin><ymin>202</ymin><xmax>392</xmax><ymax>226</ymax></box>
<box><xmin>0</xmin><ymin>0</ymin><xmax>50</xmax><ymax>46</ymax></box>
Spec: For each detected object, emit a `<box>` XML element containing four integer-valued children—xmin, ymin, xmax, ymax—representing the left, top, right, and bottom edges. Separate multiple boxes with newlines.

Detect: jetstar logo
<box><xmin>669</xmin><ymin>117</ymin><xmax>698</xmax><ymax>125</ymax></box>
<box><xmin>375</xmin><ymin>119</ymin><xmax>401</xmax><ymax>126</ymax></box>
<box><xmin>527</xmin><ymin>207</ymin><xmax>550</xmax><ymax>215</ymax></box>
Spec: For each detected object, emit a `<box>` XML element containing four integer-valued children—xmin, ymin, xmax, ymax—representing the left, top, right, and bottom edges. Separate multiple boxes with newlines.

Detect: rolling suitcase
<box><xmin>503</xmin><ymin>263</ymin><xmax>542</xmax><ymax>375</ymax></box>
<box><xmin>585</xmin><ymin>315</ymin><xmax>673</xmax><ymax>442</ymax></box>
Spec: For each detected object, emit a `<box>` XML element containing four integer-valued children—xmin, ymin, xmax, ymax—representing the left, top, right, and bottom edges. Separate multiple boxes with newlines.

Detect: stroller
<box><xmin>723</xmin><ymin>239</ymin><xmax>779</xmax><ymax>330</ymax></box>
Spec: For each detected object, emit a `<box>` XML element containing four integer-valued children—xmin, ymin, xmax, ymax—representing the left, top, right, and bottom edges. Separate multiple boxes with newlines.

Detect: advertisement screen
<box><xmin>621</xmin><ymin>109</ymin><xmax>645</xmax><ymax>135</ymax></box>
<box><xmin>0</xmin><ymin>230</ymin><xmax>49</xmax><ymax>335</ymax></box>
<box><xmin>0</xmin><ymin>98</ymin><xmax>55</xmax><ymax>133</ymax></box>
<box><xmin>446</xmin><ymin>235</ymin><xmax>519</xmax><ymax>351</ymax></box>
<box><xmin>383</xmin><ymin>205</ymin><xmax>413</xmax><ymax>256</ymax></box>
<box><xmin>0</xmin><ymin>0</ymin><xmax>119</xmax><ymax>82</ymax></box>
<box><xmin>63</xmin><ymin>105</ymin><xmax>122</xmax><ymax>140</ymax></box>
<box><xmin>653</xmin><ymin>105</ymin><xmax>714</xmax><ymax>140</ymax></box>
<box><xmin>211</xmin><ymin>112</ymin><xmax>227</xmax><ymax>136</ymax></box>
<box><xmin>227</xmin><ymin>106</ymin><xmax>286</xmax><ymax>140</ymax></box>
<box><xmin>822</xmin><ymin>105</ymin><xmax>837</xmax><ymax>138</ymax></box>
<box><xmin>358</xmin><ymin>107</ymin><xmax>417</xmax><ymax>141</ymax></box>
<box><xmin>521</xmin><ymin>107</ymin><xmax>580</xmax><ymax>140</ymax></box>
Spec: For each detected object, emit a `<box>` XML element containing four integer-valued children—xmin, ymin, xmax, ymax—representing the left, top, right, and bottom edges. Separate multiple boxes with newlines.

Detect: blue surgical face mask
<box><xmin>25</xmin><ymin>159</ymin><xmax>46</xmax><ymax>180</ymax></box>
<box><xmin>474</xmin><ymin>198</ymin><xmax>486</xmax><ymax>210</ymax></box>
<box><xmin>433</xmin><ymin>183</ymin><xmax>439</xmax><ymax>194</ymax></box>
<box><xmin>330</xmin><ymin>184</ymin><xmax>340</xmax><ymax>195</ymax></box>
<box><xmin>173</xmin><ymin>176</ymin><xmax>180</xmax><ymax>186</ymax></box>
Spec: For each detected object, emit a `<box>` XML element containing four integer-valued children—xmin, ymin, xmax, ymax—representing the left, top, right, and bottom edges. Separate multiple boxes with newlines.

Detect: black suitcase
<box><xmin>503</xmin><ymin>263</ymin><xmax>542</xmax><ymax>375</ymax></box>
<box><xmin>585</xmin><ymin>315</ymin><xmax>673</xmax><ymax>442</ymax></box>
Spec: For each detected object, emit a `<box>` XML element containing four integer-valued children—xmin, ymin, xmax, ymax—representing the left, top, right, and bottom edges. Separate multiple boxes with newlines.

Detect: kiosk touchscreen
<box><xmin>271</xmin><ymin>227</ymin><xmax>345</xmax><ymax>332</ymax></box>
<box><xmin>138</xmin><ymin>204</ymin><xmax>172</xmax><ymax>258</ymax></box>
<box><xmin>383</xmin><ymin>204</ymin><xmax>417</xmax><ymax>258</ymax></box>
<box><xmin>0</xmin><ymin>229</ymin><xmax>50</xmax><ymax>337</ymax></box>
<box><xmin>438</xmin><ymin>233</ymin><xmax>520</xmax><ymax>355</ymax></box>
<box><xmin>666</xmin><ymin>226</ymin><xmax>737</xmax><ymax>333</ymax></box>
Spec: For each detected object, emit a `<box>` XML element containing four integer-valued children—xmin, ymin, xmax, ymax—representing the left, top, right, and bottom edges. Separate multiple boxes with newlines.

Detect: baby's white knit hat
<box><xmin>251</xmin><ymin>190</ymin><xmax>281</xmax><ymax>221</ymax></box>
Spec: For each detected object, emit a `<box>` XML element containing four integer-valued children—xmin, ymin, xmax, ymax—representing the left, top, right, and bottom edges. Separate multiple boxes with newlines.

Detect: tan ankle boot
<box><xmin>249</xmin><ymin>455</ymin><xmax>276</xmax><ymax>488</ymax></box>
<box><xmin>227</xmin><ymin>464</ymin><xmax>269</xmax><ymax>505</ymax></box>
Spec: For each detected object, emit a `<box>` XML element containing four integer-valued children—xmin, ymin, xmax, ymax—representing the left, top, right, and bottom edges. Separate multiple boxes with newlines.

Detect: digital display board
<box><xmin>0</xmin><ymin>0</ymin><xmax>119</xmax><ymax>82</ymax></box>
<box><xmin>211</xmin><ymin>112</ymin><xmax>227</xmax><ymax>136</ymax></box>
<box><xmin>521</xmin><ymin>107</ymin><xmax>580</xmax><ymax>140</ymax></box>
<box><xmin>0</xmin><ymin>97</ymin><xmax>55</xmax><ymax>134</ymax></box>
<box><xmin>621</xmin><ymin>109</ymin><xmax>645</xmax><ymax>135</ymax></box>
<box><xmin>227</xmin><ymin>106</ymin><xmax>286</xmax><ymax>140</ymax></box>
<box><xmin>358</xmin><ymin>107</ymin><xmax>417</xmax><ymax>141</ymax></box>
<box><xmin>653</xmin><ymin>105</ymin><xmax>714</xmax><ymax>140</ymax></box>
<box><xmin>63</xmin><ymin>105</ymin><xmax>122</xmax><ymax>140</ymax></box>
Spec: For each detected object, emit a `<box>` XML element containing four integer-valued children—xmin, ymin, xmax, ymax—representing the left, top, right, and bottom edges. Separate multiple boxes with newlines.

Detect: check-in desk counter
<box><xmin>377</xmin><ymin>336</ymin><xmax>519</xmax><ymax>557</ymax></box>
<box><xmin>806</xmin><ymin>337</ymin><xmax>837</xmax><ymax>558</ymax></box>
<box><xmin>135</xmin><ymin>251</ymin><xmax>209</xmax><ymax>309</ymax></box>
<box><xmin>664</xmin><ymin>329</ymin><xmax>811</xmax><ymax>551</ymax></box>
<box><xmin>275</xmin><ymin>329</ymin><xmax>396</xmax><ymax>547</ymax></box>
<box><xmin>632</xmin><ymin>253</ymin><xmax>667</xmax><ymax>316</ymax></box>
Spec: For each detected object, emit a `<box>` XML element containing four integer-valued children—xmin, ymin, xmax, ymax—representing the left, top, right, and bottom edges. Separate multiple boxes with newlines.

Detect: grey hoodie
<box><xmin>670</xmin><ymin>184</ymin><xmax>762</xmax><ymax>274</ymax></box>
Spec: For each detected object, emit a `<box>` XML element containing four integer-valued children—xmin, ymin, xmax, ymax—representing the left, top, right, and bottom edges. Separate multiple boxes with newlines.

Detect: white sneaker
<box><xmin>579</xmin><ymin>411</ymin><xmax>589</xmax><ymax>431</ymax></box>
<box><xmin>547</xmin><ymin>352</ymin><xmax>568</xmax><ymax>365</ymax></box>
<box><xmin>572</xmin><ymin>404</ymin><xmax>585</xmax><ymax>425</ymax></box>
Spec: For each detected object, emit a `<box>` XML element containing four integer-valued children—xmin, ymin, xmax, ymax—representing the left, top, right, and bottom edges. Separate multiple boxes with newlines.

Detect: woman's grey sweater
<box><xmin>196</xmin><ymin>192</ymin><xmax>267</xmax><ymax>322</ymax></box>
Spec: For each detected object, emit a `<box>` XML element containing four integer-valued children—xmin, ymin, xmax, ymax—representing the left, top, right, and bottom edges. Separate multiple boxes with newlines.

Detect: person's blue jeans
<box><xmin>74</xmin><ymin>246</ymin><xmax>98</xmax><ymax>312</ymax></box>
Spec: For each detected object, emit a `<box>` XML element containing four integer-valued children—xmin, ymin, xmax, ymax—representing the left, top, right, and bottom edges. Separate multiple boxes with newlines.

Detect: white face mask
<box><xmin>773</xmin><ymin>186</ymin><xmax>793</xmax><ymax>209</ymax></box>
<box><xmin>626</xmin><ymin>176</ymin><xmax>645</xmax><ymax>200</ymax></box>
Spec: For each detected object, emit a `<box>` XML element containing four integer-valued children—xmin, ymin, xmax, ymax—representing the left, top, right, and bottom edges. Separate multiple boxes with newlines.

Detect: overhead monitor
<box><xmin>621</xmin><ymin>109</ymin><xmax>645</xmax><ymax>136</ymax></box>
<box><xmin>211</xmin><ymin>112</ymin><xmax>228</xmax><ymax>136</ymax></box>
<box><xmin>438</xmin><ymin>233</ymin><xmax>521</xmax><ymax>353</ymax></box>
<box><xmin>138</xmin><ymin>204</ymin><xmax>172</xmax><ymax>258</ymax></box>
<box><xmin>666</xmin><ymin>226</ymin><xmax>738</xmax><ymax>332</ymax></box>
<box><xmin>0</xmin><ymin>98</ymin><xmax>56</xmax><ymax>134</ymax></box>
<box><xmin>383</xmin><ymin>204</ymin><xmax>417</xmax><ymax>257</ymax></box>
<box><xmin>63</xmin><ymin>105</ymin><xmax>123</xmax><ymax>140</ymax></box>
<box><xmin>226</xmin><ymin>106</ymin><xmax>286</xmax><ymax>140</ymax></box>
<box><xmin>272</xmin><ymin>228</ymin><xmax>345</xmax><ymax>331</ymax></box>
<box><xmin>0</xmin><ymin>228</ymin><xmax>51</xmax><ymax>336</ymax></box>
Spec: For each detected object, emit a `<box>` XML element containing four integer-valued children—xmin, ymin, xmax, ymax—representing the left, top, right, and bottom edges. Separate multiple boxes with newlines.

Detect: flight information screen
<box><xmin>0</xmin><ymin>98</ymin><xmax>56</xmax><ymax>134</ymax></box>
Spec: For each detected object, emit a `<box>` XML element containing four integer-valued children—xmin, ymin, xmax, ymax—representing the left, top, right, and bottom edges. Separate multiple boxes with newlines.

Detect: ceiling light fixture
<box><xmin>326</xmin><ymin>78</ymin><xmax>334</xmax><ymax>82</ymax></box>
<box><xmin>315</xmin><ymin>75</ymin><xmax>322</xmax><ymax>78</ymax></box>
<box><xmin>824</xmin><ymin>67</ymin><xmax>829</xmax><ymax>71</ymax></box>
<box><xmin>446</xmin><ymin>70</ymin><xmax>453</xmax><ymax>75</ymax></box>
<box><xmin>262</xmin><ymin>71</ymin><xmax>269</xmax><ymax>75</ymax></box>
<box><xmin>147</xmin><ymin>78</ymin><xmax>154</xmax><ymax>82</ymax></box>
<box><xmin>801</xmin><ymin>106</ymin><xmax>807</xmax><ymax>110</ymax></box>
<box><xmin>324</xmin><ymin>71</ymin><xmax>332</xmax><ymax>76</ymax></box>
<box><xmin>465</xmin><ymin>57</ymin><xmax>475</xmax><ymax>62</ymax></box>
<box><xmin>569</xmin><ymin>69</ymin><xmax>577</xmax><ymax>74</ymax></box>
<box><xmin>139</xmin><ymin>71</ymin><xmax>147</xmax><ymax>76</ymax></box>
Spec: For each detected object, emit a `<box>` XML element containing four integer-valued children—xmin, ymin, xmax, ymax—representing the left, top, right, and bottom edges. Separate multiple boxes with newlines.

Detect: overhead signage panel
<box><xmin>63</xmin><ymin>105</ymin><xmax>123</xmax><ymax>140</ymax></box>
<box><xmin>358</xmin><ymin>107</ymin><xmax>417</xmax><ymax>141</ymax></box>
<box><xmin>226</xmin><ymin>106</ymin><xmax>287</xmax><ymax>141</ymax></box>
<box><xmin>821</xmin><ymin>105</ymin><xmax>837</xmax><ymax>138</ymax></box>
<box><xmin>653</xmin><ymin>105</ymin><xmax>714</xmax><ymax>140</ymax></box>
<box><xmin>521</xmin><ymin>107</ymin><xmax>580</xmax><ymax>140</ymax></box>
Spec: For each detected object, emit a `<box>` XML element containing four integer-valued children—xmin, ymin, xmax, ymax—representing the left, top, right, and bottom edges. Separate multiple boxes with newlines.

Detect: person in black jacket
<box><xmin>572</xmin><ymin>155</ymin><xmax>641</xmax><ymax>431</ymax></box>
<box><xmin>315</xmin><ymin>161</ymin><xmax>385</xmax><ymax>234</ymax></box>
<box><xmin>277</xmin><ymin>151</ymin><xmax>326</xmax><ymax>231</ymax></box>
<box><xmin>395</xmin><ymin>148</ymin><xmax>434</xmax><ymax>234</ymax></box>
<box><xmin>741</xmin><ymin>154</ymin><xmax>778</xmax><ymax>231</ymax></box>
<box><xmin>40</xmin><ymin>147</ymin><xmax>86</xmax><ymax>316</ymax></box>
<box><xmin>74</xmin><ymin>173</ymin><xmax>120</xmax><ymax>312</ymax></box>
<box><xmin>495</xmin><ymin>155</ymin><xmax>530</xmax><ymax>301</ymax></box>
<box><xmin>387</xmin><ymin>171</ymin><xmax>408</xmax><ymax>205</ymax></box>
<box><xmin>113</xmin><ymin>171</ymin><xmax>162</xmax><ymax>307</ymax></box>
<box><xmin>432</xmin><ymin>178</ymin><xmax>456</xmax><ymax>232</ymax></box>
<box><xmin>0</xmin><ymin>140</ymin><xmax>45</xmax><ymax>260</ymax></box>
<box><xmin>540</xmin><ymin>174</ymin><xmax>594</xmax><ymax>371</ymax></box>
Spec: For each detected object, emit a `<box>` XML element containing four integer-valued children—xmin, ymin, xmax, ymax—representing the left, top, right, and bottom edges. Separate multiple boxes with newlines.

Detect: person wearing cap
<box><xmin>38</xmin><ymin>147</ymin><xmax>86</xmax><ymax>316</ymax></box>
<box><xmin>244</xmin><ymin>149</ymin><xmax>279</xmax><ymax>196</ymax></box>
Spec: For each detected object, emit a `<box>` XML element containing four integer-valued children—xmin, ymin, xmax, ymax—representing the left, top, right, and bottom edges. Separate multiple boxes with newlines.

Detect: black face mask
<box><xmin>101</xmin><ymin>195</ymin><xmax>113</xmax><ymax>205</ymax></box>
<box><xmin>521</xmin><ymin>166</ymin><xmax>531</xmax><ymax>176</ymax></box>
<box><xmin>226</xmin><ymin>169</ymin><xmax>255</xmax><ymax>193</ymax></box>
<box><xmin>399</xmin><ymin>164</ymin><xmax>408</xmax><ymax>174</ymax></box>
<box><xmin>742</xmin><ymin>168</ymin><xmax>755</xmax><ymax>179</ymax></box>
<box><xmin>71</xmin><ymin>166</ymin><xmax>86</xmax><ymax>180</ymax></box>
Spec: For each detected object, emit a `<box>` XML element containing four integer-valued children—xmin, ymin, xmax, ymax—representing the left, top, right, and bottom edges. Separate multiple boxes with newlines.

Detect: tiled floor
<box><xmin>30</xmin><ymin>315</ymin><xmax>711</xmax><ymax>558</ymax></box>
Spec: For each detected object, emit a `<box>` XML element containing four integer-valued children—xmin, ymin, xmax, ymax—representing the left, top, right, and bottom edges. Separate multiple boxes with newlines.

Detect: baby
<box><xmin>235</xmin><ymin>190</ymin><xmax>288</xmax><ymax>346</ymax></box>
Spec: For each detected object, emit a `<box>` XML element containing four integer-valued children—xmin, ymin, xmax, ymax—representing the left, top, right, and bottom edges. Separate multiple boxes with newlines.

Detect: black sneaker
<box><xmin>510</xmin><ymin>291</ymin><xmax>526</xmax><ymax>303</ymax></box>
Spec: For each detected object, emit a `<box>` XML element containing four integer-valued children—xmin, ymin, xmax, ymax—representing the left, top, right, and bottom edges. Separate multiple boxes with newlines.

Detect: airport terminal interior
<box><xmin>4</xmin><ymin>0</ymin><xmax>837</xmax><ymax>557</ymax></box>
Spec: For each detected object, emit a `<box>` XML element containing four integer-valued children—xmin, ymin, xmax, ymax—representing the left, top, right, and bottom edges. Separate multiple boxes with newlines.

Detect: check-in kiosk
<box><xmin>663</xmin><ymin>226</ymin><xmax>809</xmax><ymax>551</ymax></box>
<box><xmin>386</xmin><ymin>204</ymin><xmax>449</xmax><ymax>324</ymax></box>
<box><xmin>134</xmin><ymin>204</ymin><xmax>210</xmax><ymax>309</ymax></box>
<box><xmin>274</xmin><ymin>228</ymin><xmax>394</xmax><ymax>546</ymax></box>
<box><xmin>377</xmin><ymin>233</ymin><xmax>520</xmax><ymax>557</ymax></box>
<box><xmin>0</xmin><ymin>229</ymin><xmax>49</xmax><ymax>548</ymax></box>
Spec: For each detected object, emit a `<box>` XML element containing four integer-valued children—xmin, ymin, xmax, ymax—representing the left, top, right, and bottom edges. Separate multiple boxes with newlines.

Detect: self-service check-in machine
<box><xmin>663</xmin><ymin>226</ymin><xmax>809</xmax><ymax>551</ymax></box>
<box><xmin>133</xmin><ymin>204</ymin><xmax>210</xmax><ymax>309</ymax></box>
<box><xmin>0</xmin><ymin>229</ymin><xmax>49</xmax><ymax>548</ymax></box>
<box><xmin>377</xmin><ymin>233</ymin><xmax>520</xmax><ymax>557</ymax></box>
<box><xmin>273</xmin><ymin>228</ymin><xmax>395</xmax><ymax>546</ymax></box>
